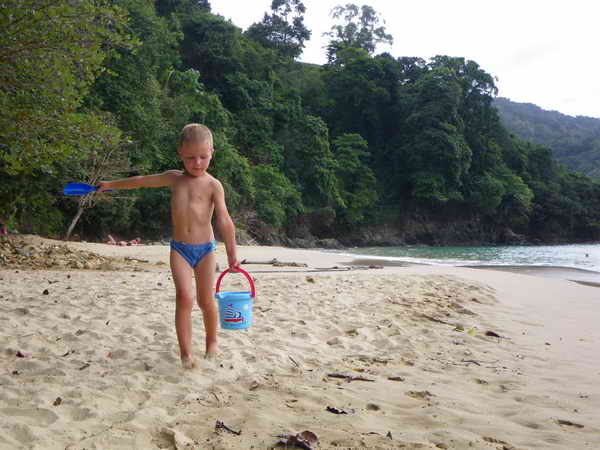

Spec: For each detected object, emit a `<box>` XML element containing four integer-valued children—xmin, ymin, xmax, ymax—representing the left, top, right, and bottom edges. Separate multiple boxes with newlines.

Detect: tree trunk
<box><xmin>65</xmin><ymin>205</ymin><xmax>86</xmax><ymax>241</ymax></box>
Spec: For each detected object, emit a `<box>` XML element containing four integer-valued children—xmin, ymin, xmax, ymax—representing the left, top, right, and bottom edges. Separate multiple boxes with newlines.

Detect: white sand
<box><xmin>1</xmin><ymin>238</ymin><xmax>599</xmax><ymax>449</ymax></box>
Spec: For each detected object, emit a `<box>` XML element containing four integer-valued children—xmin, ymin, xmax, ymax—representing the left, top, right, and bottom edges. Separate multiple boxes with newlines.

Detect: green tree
<box><xmin>281</xmin><ymin>114</ymin><xmax>342</xmax><ymax>209</ymax></box>
<box><xmin>332</xmin><ymin>133</ymin><xmax>378</xmax><ymax>225</ymax></box>
<box><xmin>396</xmin><ymin>56</ymin><xmax>428</xmax><ymax>85</ymax></box>
<box><xmin>394</xmin><ymin>67</ymin><xmax>472</xmax><ymax>203</ymax></box>
<box><xmin>61</xmin><ymin>114</ymin><xmax>127</xmax><ymax>240</ymax></box>
<box><xmin>323</xmin><ymin>48</ymin><xmax>392</xmax><ymax>144</ymax></box>
<box><xmin>245</xmin><ymin>0</ymin><xmax>311</xmax><ymax>59</ymax></box>
<box><xmin>496</xmin><ymin>166</ymin><xmax>534</xmax><ymax>229</ymax></box>
<box><xmin>180</xmin><ymin>10</ymin><xmax>244</xmax><ymax>94</ymax></box>
<box><xmin>325</xmin><ymin>3</ymin><xmax>393</xmax><ymax>62</ymax></box>
<box><xmin>466</xmin><ymin>173</ymin><xmax>505</xmax><ymax>216</ymax></box>
<box><xmin>155</xmin><ymin>0</ymin><xmax>210</xmax><ymax>16</ymax></box>
<box><xmin>0</xmin><ymin>0</ymin><xmax>134</xmax><ymax>176</ymax></box>
<box><xmin>88</xmin><ymin>0</ymin><xmax>182</xmax><ymax>169</ymax></box>
<box><xmin>254</xmin><ymin>165</ymin><xmax>303</xmax><ymax>228</ymax></box>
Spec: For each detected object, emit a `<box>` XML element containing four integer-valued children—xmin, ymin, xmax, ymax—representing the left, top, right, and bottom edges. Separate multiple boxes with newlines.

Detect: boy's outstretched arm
<box><xmin>213</xmin><ymin>180</ymin><xmax>239</xmax><ymax>270</ymax></box>
<box><xmin>97</xmin><ymin>170</ymin><xmax>180</xmax><ymax>191</ymax></box>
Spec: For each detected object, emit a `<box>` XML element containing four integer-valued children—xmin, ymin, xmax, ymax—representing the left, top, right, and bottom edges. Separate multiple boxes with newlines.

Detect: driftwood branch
<box><xmin>462</xmin><ymin>359</ymin><xmax>481</xmax><ymax>366</ymax></box>
<box><xmin>215</xmin><ymin>420</ymin><xmax>241</xmax><ymax>435</ymax></box>
<box><xmin>327</xmin><ymin>373</ymin><xmax>375</xmax><ymax>382</ymax></box>
<box><xmin>421</xmin><ymin>314</ymin><xmax>453</xmax><ymax>326</ymax></box>
<box><xmin>241</xmin><ymin>258</ymin><xmax>308</xmax><ymax>267</ymax></box>
<box><xmin>240</xmin><ymin>267</ymin><xmax>372</xmax><ymax>274</ymax></box>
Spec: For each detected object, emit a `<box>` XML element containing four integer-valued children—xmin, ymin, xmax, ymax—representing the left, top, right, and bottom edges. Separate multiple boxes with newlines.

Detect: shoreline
<box><xmin>3</xmin><ymin>234</ymin><xmax>600</xmax><ymax>286</ymax></box>
<box><xmin>464</xmin><ymin>264</ymin><xmax>600</xmax><ymax>287</ymax></box>
<box><xmin>1</xmin><ymin>237</ymin><xmax>599</xmax><ymax>448</ymax></box>
<box><xmin>340</xmin><ymin>254</ymin><xmax>600</xmax><ymax>287</ymax></box>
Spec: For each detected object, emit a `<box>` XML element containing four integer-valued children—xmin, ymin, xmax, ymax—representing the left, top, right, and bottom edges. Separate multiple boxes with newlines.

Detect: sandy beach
<box><xmin>1</xmin><ymin>236</ymin><xmax>599</xmax><ymax>449</ymax></box>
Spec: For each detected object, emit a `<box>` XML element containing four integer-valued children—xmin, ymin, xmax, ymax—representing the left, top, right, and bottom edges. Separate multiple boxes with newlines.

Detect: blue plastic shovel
<box><xmin>63</xmin><ymin>182</ymin><xmax>110</xmax><ymax>196</ymax></box>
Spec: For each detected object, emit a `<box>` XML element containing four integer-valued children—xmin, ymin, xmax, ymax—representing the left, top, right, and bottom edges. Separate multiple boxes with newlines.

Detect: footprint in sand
<box><xmin>151</xmin><ymin>334</ymin><xmax>170</xmax><ymax>345</ymax></box>
<box><xmin>370</xmin><ymin>337</ymin><xmax>393</xmax><ymax>349</ymax></box>
<box><xmin>1</xmin><ymin>407</ymin><xmax>59</xmax><ymax>426</ymax></box>
<box><xmin>35</xmin><ymin>367</ymin><xmax>68</xmax><ymax>378</ymax></box>
<box><xmin>108</xmin><ymin>349</ymin><xmax>129</xmax><ymax>359</ymax></box>
<box><xmin>163</xmin><ymin>375</ymin><xmax>181</xmax><ymax>384</ymax></box>
<box><xmin>326</xmin><ymin>336</ymin><xmax>345</xmax><ymax>347</ymax></box>
<box><xmin>70</xmin><ymin>406</ymin><xmax>97</xmax><ymax>422</ymax></box>
<box><xmin>61</xmin><ymin>333</ymin><xmax>80</xmax><ymax>343</ymax></box>
<box><xmin>90</xmin><ymin>313</ymin><xmax>108</xmax><ymax>322</ymax></box>
<box><xmin>159</xmin><ymin>352</ymin><xmax>179</xmax><ymax>365</ymax></box>
<box><xmin>8</xmin><ymin>423</ymin><xmax>36</xmax><ymax>445</ymax></box>
<box><xmin>406</xmin><ymin>390</ymin><xmax>435</xmax><ymax>400</ymax></box>
<box><xmin>240</xmin><ymin>350</ymin><xmax>256</xmax><ymax>363</ymax></box>
<box><xmin>348</xmin><ymin>343</ymin><xmax>366</xmax><ymax>352</ymax></box>
<box><xmin>289</xmin><ymin>328</ymin><xmax>309</xmax><ymax>339</ymax></box>
<box><xmin>147</xmin><ymin>323</ymin><xmax>169</xmax><ymax>333</ymax></box>
<box><xmin>14</xmin><ymin>359</ymin><xmax>43</xmax><ymax>371</ymax></box>
<box><xmin>230</xmin><ymin>336</ymin><xmax>247</xmax><ymax>347</ymax></box>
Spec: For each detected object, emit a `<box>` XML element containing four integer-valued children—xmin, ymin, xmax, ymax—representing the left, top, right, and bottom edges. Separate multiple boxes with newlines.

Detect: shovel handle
<box><xmin>215</xmin><ymin>267</ymin><xmax>255</xmax><ymax>298</ymax></box>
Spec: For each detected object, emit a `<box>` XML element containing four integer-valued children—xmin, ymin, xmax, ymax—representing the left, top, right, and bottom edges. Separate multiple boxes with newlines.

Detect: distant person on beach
<box><xmin>97</xmin><ymin>124</ymin><xmax>239</xmax><ymax>369</ymax></box>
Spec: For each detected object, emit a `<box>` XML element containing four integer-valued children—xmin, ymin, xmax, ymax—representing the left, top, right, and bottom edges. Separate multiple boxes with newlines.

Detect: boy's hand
<box><xmin>96</xmin><ymin>181</ymin><xmax>111</xmax><ymax>192</ymax></box>
<box><xmin>228</xmin><ymin>256</ymin><xmax>240</xmax><ymax>272</ymax></box>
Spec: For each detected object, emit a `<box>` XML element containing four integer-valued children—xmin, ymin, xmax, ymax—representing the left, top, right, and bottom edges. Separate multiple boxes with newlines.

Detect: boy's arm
<box><xmin>97</xmin><ymin>170</ymin><xmax>181</xmax><ymax>191</ymax></box>
<box><xmin>213</xmin><ymin>179</ymin><xmax>239</xmax><ymax>270</ymax></box>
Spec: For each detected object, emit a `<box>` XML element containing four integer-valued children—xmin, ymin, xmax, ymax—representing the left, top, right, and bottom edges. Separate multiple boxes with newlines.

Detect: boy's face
<box><xmin>178</xmin><ymin>140</ymin><xmax>213</xmax><ymax>177</ymax></box>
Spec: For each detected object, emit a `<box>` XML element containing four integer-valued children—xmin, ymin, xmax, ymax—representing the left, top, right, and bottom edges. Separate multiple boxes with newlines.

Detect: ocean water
<box><xmin>341</xmin><ymin>244</ymin><xmax>600</xmax><ymax>283</ymax></box>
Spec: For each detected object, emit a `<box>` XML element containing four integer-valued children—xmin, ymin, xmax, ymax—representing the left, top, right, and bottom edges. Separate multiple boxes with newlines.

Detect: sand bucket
<box><xmin>214</xmin><ymin>267</ymin><xmax>255</xmax><ymax>330</ymax></box>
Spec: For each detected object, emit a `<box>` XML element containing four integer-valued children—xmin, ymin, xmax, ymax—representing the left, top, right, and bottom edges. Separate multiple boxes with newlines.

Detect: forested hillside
<box><xmin>495</xmin><ymin>97</ymin><xmax>600</xmax><ymax>178</ymax></box>
<box><xmin>2</xmin><ymin>0</ymin><xmax>600</xmax><ymax>246</ymax></box>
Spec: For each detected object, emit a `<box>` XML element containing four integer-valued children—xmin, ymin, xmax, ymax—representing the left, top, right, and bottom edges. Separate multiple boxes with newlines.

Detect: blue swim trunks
<box><xmin>170</xmin><ymin>239</ymin><xmax>216</xmax><ymax>268</ymax></box>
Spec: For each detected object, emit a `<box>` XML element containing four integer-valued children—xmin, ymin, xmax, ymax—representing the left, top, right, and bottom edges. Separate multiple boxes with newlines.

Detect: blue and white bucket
<box><xmin>214</xmin><ymin>267</ymin><xmax>255</xmax><ymax>330</ymax></box>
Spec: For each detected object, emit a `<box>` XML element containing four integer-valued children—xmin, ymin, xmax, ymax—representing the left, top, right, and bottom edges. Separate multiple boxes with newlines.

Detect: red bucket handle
<box><xmin>215</xmin><ymin>267</ymin><xmax>255</xmax><ymax>298</ymax></box>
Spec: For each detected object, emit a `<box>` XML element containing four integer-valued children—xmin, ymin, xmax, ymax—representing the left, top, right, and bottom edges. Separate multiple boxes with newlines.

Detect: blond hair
<box><xmin>179</xmin><ymin>123</ymin><xmax>213</xmax><ymax>149</ymax></box>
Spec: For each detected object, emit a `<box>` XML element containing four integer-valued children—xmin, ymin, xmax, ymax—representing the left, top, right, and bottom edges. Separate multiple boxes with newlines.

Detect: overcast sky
<box><xmin>211</xmin><ymin>0</ymin><xmax>599</xmax><ymax>118</ymax></box>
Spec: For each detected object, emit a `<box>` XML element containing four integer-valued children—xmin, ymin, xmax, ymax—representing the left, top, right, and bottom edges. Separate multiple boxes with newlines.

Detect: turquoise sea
<box><xmin>341</xmin><ymin>244</ymin><xmax>600</xmax><ymax>285</ymax></box>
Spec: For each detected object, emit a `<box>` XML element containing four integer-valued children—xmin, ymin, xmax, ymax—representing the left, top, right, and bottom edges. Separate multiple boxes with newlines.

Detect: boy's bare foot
<box><xmin>205</xmin><ymin>342</ymin><xmax>218</xmax><ymax>360</ymax></box>
<box><xmin>181</xmin><ymin>356</ymin><xmax>196</xmax><ymax>369</ymax></box>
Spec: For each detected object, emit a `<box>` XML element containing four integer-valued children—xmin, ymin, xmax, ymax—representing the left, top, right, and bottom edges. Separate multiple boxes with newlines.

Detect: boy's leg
<box><xmin>194</xmin><ymin>251</ymin><xmax>218</xmax><ymax>358</ymax></box>
<box><xmin>170</xmin><ymin>249</ymin><xmax>195</xmax><ymax>367</ymax></box>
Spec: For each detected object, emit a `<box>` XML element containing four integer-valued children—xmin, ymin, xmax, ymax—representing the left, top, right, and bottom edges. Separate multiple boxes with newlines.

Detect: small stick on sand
<box><xmin>215</xmin><ymin>420</ymin><xmax>241</xmax><ymax>435</ymax></box>
<box><xmin>421</xmin><ymin>314</ymin><xmax>453</xmax><ymax>326</ymax></box>
<box><xmin>327</xmin><ymin>373</ymin><xmax>375</xmax><ymax>382</ymax></box>
<box><xmin>462</xmin><ymin>359</ymin><xmax>482</xmax><ymax>366</ymax></box>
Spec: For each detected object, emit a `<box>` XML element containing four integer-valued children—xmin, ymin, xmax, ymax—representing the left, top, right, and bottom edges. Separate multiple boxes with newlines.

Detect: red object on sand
<box><xmin>215</xmin><ymin>267</ymin><xmax>256</xmax><ymax>298</ymax></box>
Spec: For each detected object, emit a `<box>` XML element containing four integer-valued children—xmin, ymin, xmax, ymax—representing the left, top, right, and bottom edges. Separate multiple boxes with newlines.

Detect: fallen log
<box><xmin>241</xmin><ymin>258</ymin><xmax>308</xmax><ymax>267</ymax></box>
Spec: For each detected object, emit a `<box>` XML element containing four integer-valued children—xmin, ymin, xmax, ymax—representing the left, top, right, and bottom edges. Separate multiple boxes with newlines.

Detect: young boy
<box><xmin>98</xmin><ymin>124</ymin><xmax>239</xmax><ymax>369</ymax></box>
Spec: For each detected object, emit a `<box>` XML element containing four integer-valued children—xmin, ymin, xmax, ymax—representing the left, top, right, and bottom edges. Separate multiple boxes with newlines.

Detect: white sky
<box><xmin>211</xmin><ymin>0</ymin><xmax>599</xmax><ymax>118</ymax></box>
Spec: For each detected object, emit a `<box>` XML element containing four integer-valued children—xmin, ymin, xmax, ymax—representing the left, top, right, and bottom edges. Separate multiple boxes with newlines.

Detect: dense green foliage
<box><xmin>245</xmin><ymin>0</ymin><xmax>310</xmax><ymax>59</ymax></box>
<box><xmin>495</xmin><ymin>97</ymin><xmax>600</xmax><ymax>178</ymax></box>
<box><xmin>2</xmin><ymin>1</ymin><xmax>599</xmax><ymax>244</ymax></box>
<box><xmin>0</xmin><ymin>0</ymin><xmax>135</xmax><ymax>229</ymax></box>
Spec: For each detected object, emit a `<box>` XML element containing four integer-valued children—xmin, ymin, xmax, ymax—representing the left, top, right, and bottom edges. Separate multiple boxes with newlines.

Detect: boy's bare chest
<box><xmin>172</xmin><ymin>180</ymin><xmax>212</xmax><ymax>205</ymax></box>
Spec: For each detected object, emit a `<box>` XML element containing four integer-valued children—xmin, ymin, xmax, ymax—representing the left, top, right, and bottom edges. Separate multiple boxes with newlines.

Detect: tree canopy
<box><xmin>245</xmin><ymin>0</ymin><xmax>311</xmax><ymax>59</ymax></box>
<box><xmin>2</xmin><ymin>1</ymin><xmax>599</xmax><ymax>245</ymax></box>
<box><xmin>325</xmin><ymin>3</ymin><xmax>393</xmax><ymax>62</ymax></box>
<box><xmin>0</xmin><ymin>0</ymin><xmax>135</xmax><ymax>176</ymax></box>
